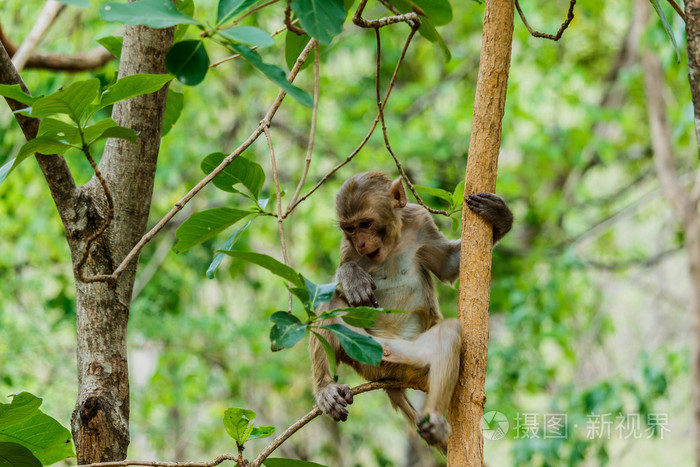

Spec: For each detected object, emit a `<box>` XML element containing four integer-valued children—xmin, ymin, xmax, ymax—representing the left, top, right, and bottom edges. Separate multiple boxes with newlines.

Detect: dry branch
<box><xmin>515</xmin><ymin>0</ymin><xmax>575</xmax><ymax>41</ymax></box>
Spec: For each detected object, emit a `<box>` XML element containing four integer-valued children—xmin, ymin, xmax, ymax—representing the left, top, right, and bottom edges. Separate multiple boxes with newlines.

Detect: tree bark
<box><xmin>641</xmin><ymin>1</ymin><xmax>700</xmax><ymax>465</ymax></box>
<box><xmin>447</xmin><ymin>0</ymin><xmax>514</xmax><ymax>465</ymax></box>
<box><xmin>68</xmin><ymin>23</ymin><xmax>173</xmax><ymax>464</ymax></box>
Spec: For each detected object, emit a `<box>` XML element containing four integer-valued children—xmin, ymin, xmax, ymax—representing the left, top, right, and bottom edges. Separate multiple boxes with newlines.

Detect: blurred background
<box><xmin>0</xmin><ymin>0</ymin><xmax>694</xmax><ymax>465</ymax></box>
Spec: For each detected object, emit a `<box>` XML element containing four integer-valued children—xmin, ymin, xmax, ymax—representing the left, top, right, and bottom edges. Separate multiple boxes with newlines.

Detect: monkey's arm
<box><xmin>466</xmin><ymin>192</ymin><xmax>513</xmax><ymax>244</ymax></box>
<box><xmin>416</xmin><ymin>213</ymin><xmax>462</xmax><ymax>283</ymax></box>
<box><xmin>335</xmin><ymin>241</ymin><xmax>378</xmax><ymax>307</ymax></box>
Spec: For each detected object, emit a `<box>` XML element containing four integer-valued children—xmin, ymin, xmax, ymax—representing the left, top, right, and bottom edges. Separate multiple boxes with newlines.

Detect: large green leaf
<box><xmin>162</xmin><ymin>88</ymin><xmax>184</xmax><ymax>136</ymax></box>
<box><xmin>230</xmin><ymin>44</ymin><xmax>312</xmax><ymax>107</ymax></box>
<box><xmin>101</xmin><ymin>0</ymin><xmax>200</xmax><ymax>28</ymax></box>
<box><xmin>311</xmin><ymin>331</ymin><xmax>337</xmax><ymax>378</ymax></box>
<box><xmin>96</xmin><ymin>36</ymin><xmax>123</xmax><ymax>59</ymax></box>
<box><xmin>0</xmin><ymin>85</ymin><xmax>40</xmax><ymax>106</ymax></box>
<box><xmin>290</xmin><ymin>0</ymin><xmax>346</xmax><ymax>45</ymax></box>
<box><xmin>17</xmin><ymin>137</ymin><xmax>74</xmax><ymax>159</ymax></box>
<box><xmin>174</xmin><ymin>207</ymin><xmax>254</xmax><ymax>253</ymax></box>
<box><xmin>0</xmin><ymin>393</ymin><xmax>74</xmax><ymax>465</ymax></box>
<box><xmin>89</xmin><ymin>125</ymin><xmax>139</xmax><ymax>145</ymax></box>
<box><xmin>320</xmin><ymin>324</ymin><xmax>383</xmax><ymax>366</ymax></box>
<box><xmin>269</xmin><ymin>311</ymin><xmax>307</xmax><ymax>350</ymax></box>
<box><xmin>166</xmin><ymin>40</ymin><xmax>210</xmax><ymax>86</ymax></box>
<box><xmin>414</xmin><ymin>185</ymin><xmax>453</xmax><ymax>205</ymax></box>
<box><xmin>303</xmin><ymin>278</ymin><xmax>337</xmax><ymax>309</ymax></box>
<box><xmin>23</xmin><ymin>79</ymin><xmax>100</xmax><ymax>124</ymax></box>
<box><xmin>100</xmin><ymin>74</ymin><xmax>172</xmax><ymax>108</ymax></box>
<box><xmin>206</xmin><ymin>217</ymin><xmax>254</xmax><ymax>279</ymax></box>
<box><xmin>412</xmin><ymin>0</ymin><xmax>452</xmax><ymax>26</ymax></box>
<box><xmin>217</xmin><ymin>0</ymin><xmax>259</xmax><ymax>25</ymax></box>
<box><xmin>0</xmin><ymin>442</ymin><xmax>42</xmax><ymax>467</ymax></box>
<box><xmin>263</xmin><ymin>458</ymin><xmax>329</xmax><ymax>467</ymax></box>
<box><xmin>217</xmin><ymin>251</ymin><xmax>304</xmax><ymax>287</ymax></box>
<box><xmin>37</xmin><ymin>118</ymin><xmax>81</xmax><ymax>145</ymax></box>
<box><xmin>223</xmin><ymin>407</ymin><xmax>256</xmax><ymax>445</ymax></box>
<box><xmin>218</xmin><ymin>26</ymin><xmax>274</xmax><ymax>48</ymax></box>
<box><xmin>200</xmin><ymin>152</ymin><xmax>265</xmax><ymax>199</ymax></box>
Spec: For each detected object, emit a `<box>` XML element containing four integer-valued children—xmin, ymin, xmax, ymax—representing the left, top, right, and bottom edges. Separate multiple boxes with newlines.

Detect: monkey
<box><xmin>309</xmin><ymin>171</ymin><xmax>513</xmax><ymax>452</ymax></box>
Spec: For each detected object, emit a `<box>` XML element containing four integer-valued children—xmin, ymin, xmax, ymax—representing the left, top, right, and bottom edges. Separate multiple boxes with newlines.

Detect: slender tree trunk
<box><xmin>641</xmin><ymin>1</ymin><xmax>700</xmax><ymax>464</ymax></box>
<box><xmin>69</xmin><ymin>23</ymin><xmax>173</xmax><ymax>464</ymax></box>
<box><xmin>447</xmin><ymin>0</ymin><xmax>514</xmax><ymax>465</ymax></box>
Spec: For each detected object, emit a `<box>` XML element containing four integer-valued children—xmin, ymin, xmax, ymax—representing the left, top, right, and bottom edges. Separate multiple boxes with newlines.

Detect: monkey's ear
<box><xmin>390</xmin><ymin>177</ymin><xmax>407</xmax><ymax>208</ymax></box>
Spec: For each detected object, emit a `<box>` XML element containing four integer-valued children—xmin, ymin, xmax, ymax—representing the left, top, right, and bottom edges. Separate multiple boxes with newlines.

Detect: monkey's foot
<box><xmin>417</xmin><ymin>412</ymin><xmax>450</xmax><ymax>453</ymax></box>
<box><xmin>317</xmin><ymin>383</ymin><xmax>354</xmax><ymax>422</ymax></box>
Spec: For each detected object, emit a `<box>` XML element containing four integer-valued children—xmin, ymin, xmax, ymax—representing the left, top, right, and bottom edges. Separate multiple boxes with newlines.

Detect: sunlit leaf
<box><xmin>223</xmin><ymin>407</ymin><xmax>256</xmax><ymax>445</ymax></box>
<box><xmin>162</xmin><ymin>88</ymin><xmax>184</xmax><ymax>136</ymax></box>
<box><xmin>100</xmin><ymin>74</ymin><xmax>172</xmax><ymax>108</ymax></box>
<box><xmin>96</xmin><ymin>35</ymin><xmax>123</xmax><ymax>59</ymax></box>
<box><xmin>0</xmin><ymin>85</ymin><xmax>40</xmax><ymax>106</ymax></box>
<box><xmin>249</xmin><ymin>425</ymin><xmax>275</xmax><ymax>440</ymax></box>
<box><xmin>200</xmin><ymin>152</ymin><xmax>265</xmax><ymax>199</ymax></box>
<box><xmin>174</xmin><ymin>208</ymin><xmax>254</xmax><ymax>252</ymax></box>
<box><xmin>218</xmin><ymin>26</ymin><xmax>274</xmax><ymax>47</ymax></box>
<box><xmin>24</xmin><ymin>79</ymin><xmax>100</xmax><ymax>123</ymax></box>
<box><xmin>101</xmin><ymin>0</ymin><xmax>200</xmax><ymax>28</ymax></box>
<box><xmin>37</xmin><ymin>118</ymin><xmax>80</xmax><ymax>145</ymax></box>
<box><xmin>217</xmin><ymin>0</ymin><xmax>259</xmax><ymax>25</ymax></box>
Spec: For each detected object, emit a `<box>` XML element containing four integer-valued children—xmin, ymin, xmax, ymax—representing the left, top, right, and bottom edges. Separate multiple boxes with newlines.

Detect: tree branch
<box><xmin>11</xmin><ymin>0</ymin><xmax>65</xmax><ymax>71</ymax></box>
<box><xmin>515</xmin><ymin>0</ymin><xmax>576</xmax><ymax>41</ymax></box>
<box><xmin>0</xmin><ymin>42</ymin><xmax>78</xmax><ymax>214</ymax></box>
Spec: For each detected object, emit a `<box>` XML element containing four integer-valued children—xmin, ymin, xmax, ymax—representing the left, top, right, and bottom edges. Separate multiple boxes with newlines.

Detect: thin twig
<box><xmin>78</xmin><ymin>39</ymin><xmax>319</xmax><ymax>283</ymax></box>
<box><xmin>264</xmin><ymin>124</ymin><xmax>293</xmax><ymax>312</ymax></box>
<box><xmin>286</xmin><ymin>43</ymin><xmax>319</xmax><ymax>213</ymax></box>
<box><xmin>284</xmin><ymin>1</ymin><xmax>307</xmax><ymax>35</ymax></box>
<box><xmin>373</xmin><ymin>28</ymin><xmax>449</xmax><ymax>216</ymax></box>
<box><xmin>353</xmin><ymin>0</ymin><xmax>421</xmax><ymax>29</ymax></box>
<box><xmin>666</xmin><ymin>0</ymin><xmax>687</xmax><ymax>22</ymax></box>
<box><xmin>284</xmin><ymin>16</ymin><xmax>418</xmax><ymax>216</ymax></box>
<box><xmin>210</xmin><ymin>20</ymin><xmax>299</xmax><ymax>68</ymax></box>
<box><xmin>76</xmin><ymin>454</ymin><xmax>239</xmax><ymax>467</ymax></box>
<box><xmin>249</xmin><ymin>380</ymin><xmax>419</xmax><ymax>467</ymax></box>
<box><xmin>234</xmin><ymin>0</ymin><xmax>281</xmax><ymax>27</ymax></box>
<box><xmin>12</xmin><ymin>0</ymin><xmax>65</xmax><ymax>71</ymax></box>
<box><xmin>515</xmin><ymin>0</ymin><xmax>576</xmax><ymax>41</ymax></box>
<box><xmin>74</xmin><ymin>148</ymin><xmax>115</xmax><ymax>283</ymax></box>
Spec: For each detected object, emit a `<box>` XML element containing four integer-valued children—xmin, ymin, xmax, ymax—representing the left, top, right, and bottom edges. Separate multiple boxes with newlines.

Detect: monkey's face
<box><xmin>340</xmin><ymin>215</ymin><xmax>394</xmax><ymax>263</ymax></box>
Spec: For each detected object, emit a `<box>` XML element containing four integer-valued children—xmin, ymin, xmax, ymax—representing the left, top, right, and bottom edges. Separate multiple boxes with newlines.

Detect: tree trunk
<box><xmin>447</xmin><ymin>0</ymin><xmax>514</xmax><ymax>465</ymax></box>
<box><xmin>66</xmin><ymin>23</ymin><xmax>172</xmax><ymax>464</ymax></box>
<box><xmin>686</xmin><ymin>0</ymin><xmax>700</xmax><ymax>146</ymax></box>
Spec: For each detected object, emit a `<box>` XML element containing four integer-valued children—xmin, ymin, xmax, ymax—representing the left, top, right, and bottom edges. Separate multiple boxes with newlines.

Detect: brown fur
<box><xmin>310</xmin><ymin>172</ymin><xmax>465</xmax><ymax>452</ymax></box>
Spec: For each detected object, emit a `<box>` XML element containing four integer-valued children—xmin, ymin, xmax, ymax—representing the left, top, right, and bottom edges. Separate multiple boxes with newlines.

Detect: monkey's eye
<box><xmin>359</xmin><ymin>221</ymin><xmax>372</xmax><ymax>229</ymax></box>
<box><xmin>344</xmin><ymin>226</ymin><xmax>355</xmax><ymax>234</ymax></box>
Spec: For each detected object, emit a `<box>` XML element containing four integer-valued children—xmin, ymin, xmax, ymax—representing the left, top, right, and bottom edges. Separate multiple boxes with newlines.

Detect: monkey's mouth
<box><xmin>366</xmin><ymin>248</ymin><xmax>381</xmax><ymax>260</ymax></box>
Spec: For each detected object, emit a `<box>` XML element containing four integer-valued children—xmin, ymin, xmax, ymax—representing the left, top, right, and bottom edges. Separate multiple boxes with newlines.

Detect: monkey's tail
<box><xmin>385</xmin><ymin>388</ymin><xmax>419</xmax><ymax>424</ymax></box>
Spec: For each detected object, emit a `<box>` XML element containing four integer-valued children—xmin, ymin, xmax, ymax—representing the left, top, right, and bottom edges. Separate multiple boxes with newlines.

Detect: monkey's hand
<box><xmin>316</xmin><ymin>383</ymin><xmax>354</xmax><ymax>422</ymax></box>
<box><xmin>336</xmin><ymin>262</ymin><xmax>378</xmax><ymax>307</ymax></box>
<box><xmin>416</xmin><ymin>412</ymin><xmax>450</xmax><ymax>453</ymax></box>
<box><xmin>466</xmin><ymin>192</ymin><xmax>513</xmax><ymax>244</ymax></box>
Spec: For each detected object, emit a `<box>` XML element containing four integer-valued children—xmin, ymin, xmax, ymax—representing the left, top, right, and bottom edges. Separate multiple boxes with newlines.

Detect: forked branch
<box><xmin>515</xmin><ymin>0</ymin><xmax>576</xmax><ymax>41</ymax></box>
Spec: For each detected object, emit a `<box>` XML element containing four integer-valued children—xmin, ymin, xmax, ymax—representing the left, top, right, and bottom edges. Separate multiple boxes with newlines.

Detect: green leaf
<box><xmin>174</xmin><ymin>208</ymin><xmax>254</xmax><ymax>253</ymax></box>
<box><xmin>0</xmin><ymin>158</ymin><xmax>16</xmax><ymax>186</ymax></box>
<box><xmin>223</xmin><ymin>407</ymin><xmax>256</xmax><ymax>445</ymax></box>
<box><xmin>340</xmin><ymin>308</ymin><xmax>380</xmax><ymax>327</ymax></box>
<box><xmin>100</xmin><ymin>74</ymin><xmax>172</xmax><ymax>108</ymax></box>
<box><xmin>290</xmin><ymin>0</ymin><xmax>346</xmax><ymax>45</ymax></box>
<box><xmin>311</xmin><ymin>331</ymin><xmax>337</xmax><ymax>379</ymax></box>
<box><xmin>25</xmin><ymin>79</ymin><xmax>100</xmax><ymax>123</ymax></box>
<box><xmin>200</xmin><ymin>152</ymin><xmax>265</xmax><ymax>198</ymax></box>
<box><xmin>174</xmin><ymin>0</ymin><xmax>195</xmax><ymax>41</ymax></box>
<box><xmin>89</xmin><ymin>125</ymin><xmax>139</xmax><ymax>145</ymax></box>
<box><xmin>57</xmin><ymin>0</ymin><xmax>90</xmax><ymax>6</ymax></box>
<box><xmin>162</xmin><ymin>88</ymin><xmax>184</xmax><ymax>136</ymax></box>
<box><xmin>303</xmin><ymin>278</ymin><xmax>337</xmax><ymax>309</ymax></box>
<box><xmin>83</xmin><ymin>118</ymin><xmax>117</xmax><ymax>142</ymax></box>
<box><xmin>166</xmin><ymin>40</ymin><xmax>210</xmax><ymax>86</ymax></box>
<box><xmin>284</xmin><ymin>31</ymin><xmax>326</xmax><ymax>71</ymax></box>
<box><xmin>452</xmin><ymin>180</ymin><xmax>465</xmax><ymax>208</ymax></box>
<box><xmin>269</xmin><ymin>312</ymin><xmax>307</xmax><ymax>350</ymax></box>
<box><xmin>0</xmin><ymin>84</ymin><xmax>39</xmax><ymax>106</ymax></box>
<box><xmin>249</xmin><ymin>426</ymin><xmax>275</xmax><ymax>440</ymax></box>
<box><xmin>218</xmin><ymin>26</ymin><xmax>275</xmax><ymax>47</ymax></box>
<box><xmin>96</xmin><ymin>35</ymin><xmax>123</xmax><ymax>59</ymax></box>
<box><xmin>321</xmin><ymin>324</ymin><xmax>383</xmax><ymax>366</ymax></box>
<box><xmin>18</xmin><ymin>137</ymin><xmax>74</xmax><ymax>159</ymax></box>
<box><xmin>0</xmin><ymin>393</ymin><xmax>74</xmax><ymax>465</ymax></box>
<box><xmin>412</xmin><ymin>0</ymin><xmax>452</xmax><ymax>26</ymax></box>
<box><xmin>649</xmin><ymin>0</ymin><xmax>681</xmax><ymax>63</ymax></box>
<box><xmin>230</xmin><ymin>44</ymin><xmax>312</xmax><ymax>107</ymax></box>
<box><xmin>37</xmin><ymin>118</ymin><xmax>80</xmax><ymax>145</ymax></box>
<box><xmin>0</xmin><ymin>442</ymin><xmax>42</xmax><ymax>467</ymax></box>
<box><xmin>217</xmin><ymin>251</ymin><xmax>305</xmax><ymax>287</ymax></box>
<box><xmin>206</xmin><ymin>217</ymin><xmax>254</xmax><ymax>278</ymax></box>
<box><xmin>217</xmin><ymin>0</ymin><xmax>259</xmax><ymax>25</ymax></box>
<box><xmin>101</xmin><ymin>0</ymin><xmax>200</xmax><ymax>28</ymax></box>
<box><xmin>263</xmin><ymin>458</ymin><xmax>329</xmax><ymax>467</ymax></box>
<box><xmin>414</xmin><ymin>185</ymin><xmax>453</xmax><ymax>204</ymax></box>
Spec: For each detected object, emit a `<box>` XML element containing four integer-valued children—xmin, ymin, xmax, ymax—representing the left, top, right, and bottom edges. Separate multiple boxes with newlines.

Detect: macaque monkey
<box><xmin>310</xmin><ymin>172</ymin><xmax>513</xmax><ymax>451</ymax></box>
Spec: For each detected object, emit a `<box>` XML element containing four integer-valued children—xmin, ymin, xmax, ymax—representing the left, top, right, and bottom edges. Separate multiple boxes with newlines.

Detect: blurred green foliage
<box><xmin>0</xmin><ymin>0</ymin><xmax>694</xmax><ymax>465</ymax></box>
